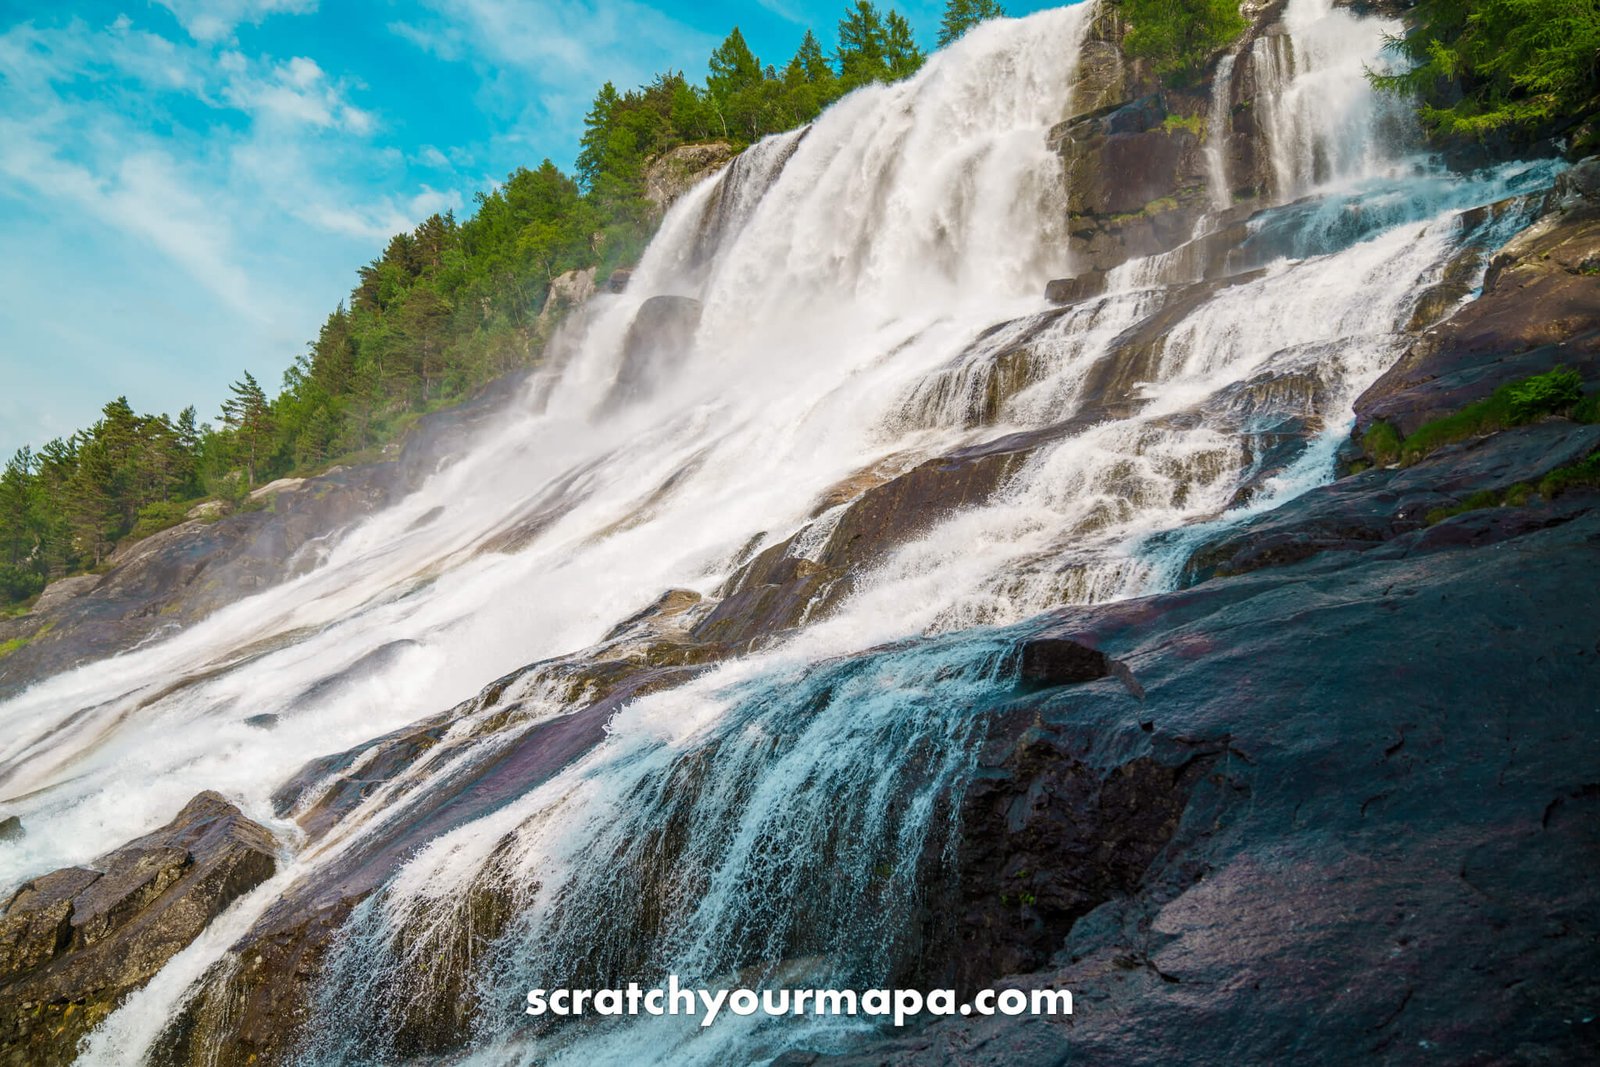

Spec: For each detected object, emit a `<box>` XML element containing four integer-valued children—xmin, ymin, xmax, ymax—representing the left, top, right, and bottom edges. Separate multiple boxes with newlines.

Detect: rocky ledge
<box><xmin>0</xmin><ymin>793</ymin><xmax>277</xmax><ymax>1067</ymax></box>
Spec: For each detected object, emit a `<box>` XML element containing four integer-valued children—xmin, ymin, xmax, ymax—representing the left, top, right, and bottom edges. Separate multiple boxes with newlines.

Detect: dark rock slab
<box><xmin>0</xmin><ymin>792</ymin><xmax>276</xmax><ymax>1067</ymax></box>
<box><xmin>932</xmin><ymin>708</ymin><xmax>1220</xmax><ymax>995</ymax></box>
<box><xmin>694</xmin><ymin>442</ymin><xmax>1033</xmax><ymax>651</ymax></box>
<box><xmin>610</xmin><ymin>294</ymin><xmax>703</xmax><ymax>406</ymax></box>
<box><xmin>1017</xmin><ymin>636</ymin><xmax>1110</xmax><ymax>687</ymax></box>
<box><xmin>810</xmin><ymin>506</ymin><xmax>1600</xmax><ymax>1067</ymax></box>
<box><xmin>1191</xmin><ymin>421</ymin><xmax>1600</xmax><ymax>579</ymax></box>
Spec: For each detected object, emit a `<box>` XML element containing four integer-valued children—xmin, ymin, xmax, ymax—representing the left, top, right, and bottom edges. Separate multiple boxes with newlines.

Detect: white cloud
<box><xmin>221</xmin><ymin>54</ymin><xmax>376</xmax><ymax>133</ymax></box>
<box><xmin>156</xmin><ymin>0</ymin><xmax>318</xmax><ymax>43</ymax></box>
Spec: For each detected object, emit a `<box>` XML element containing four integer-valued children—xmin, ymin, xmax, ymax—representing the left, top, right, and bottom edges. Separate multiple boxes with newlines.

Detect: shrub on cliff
<box><xmin>1507</xmin><ymin>365</ymin><xmax>1584</xmax><ymax>419</ymax></box>
<box><xmin>1117</xmin><ymin>0</ymin><xmax>1249</xmax><ymax>85</ymax></box>
<box><xmin>1380</xmin><ymin>366</ymin><xmax>1592</xmax><ymax>464</ymax></box>
<box><xmin>1371</xmin><ymin>0</ymin><xmax>1600</xmax><ymax>150</ymax></box>
<box><xmin>1540</xmin><ymin>451</ymin><xmax>1600</xmax><ymax>495</ymax></box>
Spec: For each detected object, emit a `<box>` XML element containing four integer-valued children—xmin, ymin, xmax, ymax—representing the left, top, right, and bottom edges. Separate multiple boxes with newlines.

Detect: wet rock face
<box><xmin>612</xmin><ymin>295</ymin><xmax>704</xmax><ymax>405</ymax></box>
<box><xmin>935</xmin><ymin>706</ymin><xmax>1219</xmax><ymax>996</ymax></box>
<box><xmin>160</xmin><ymin>612</ymin><xmax>730</xmax><ymax>1067</ymax></box>
<box><xmin>694</xmin><ymin>441</ymin><xmax>1033</xmax><ymax>651</ymax></box>
<box><xmin>1191</xmin><ymin>163</ymin><xmax>1600</xmax><ymax>583</ymax></box>
<box><xmin>1190</xmin><ymin>421</ymin><xmax>1600</xmax><ymax>578</ymax></box>
<box><xmin>1356</xmin><ymin>158</ymin><xmax>1600</xmax><ymax>438</ymax></box>
<box><xmin>0</xmin><ymin>792</ymin><xmax>276</xmax><ymax>1067</ymax></box>
<box><xmin>1047</xmin><ymin>0</ymin><xmax>1288</xmax><ymax>288</ymax></box>
<box><xmin>1056</xmin><ymin>92</ymin><xmax>1210</xmax><ymax>276</ymax></box>
<box><xmin>1017</xmin><ymin>636</ymin><xmax>1111</xmax><ymax>686</ymax></box>
<box><xmin>814</xmin><ymin>504</ymin><xmax>1600</xmax><ymax>1066</ymax></box>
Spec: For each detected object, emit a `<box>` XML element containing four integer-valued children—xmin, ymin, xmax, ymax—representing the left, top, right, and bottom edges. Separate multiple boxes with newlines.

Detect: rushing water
<box><xmin>0</xmin><ymin>1</ymin><xmax>1570</xmax><ymax>1064</ymax></box>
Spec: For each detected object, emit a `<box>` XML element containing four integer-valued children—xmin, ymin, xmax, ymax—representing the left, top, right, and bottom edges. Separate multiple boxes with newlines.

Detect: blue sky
<box><xmin>0</xmin><ymin>0</ymin><xmax>1061</xmax><ymax>458</ymax></box>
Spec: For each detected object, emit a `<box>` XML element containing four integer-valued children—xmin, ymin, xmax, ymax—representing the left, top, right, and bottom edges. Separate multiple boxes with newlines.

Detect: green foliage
<box><xmin>1162</xmin><ymin>113</ymin><xmax>1206</xmax><ymax>135</ymax></box>
<box><xmin>1361</xmin><ymin>420</ymin><xmax>1404</xmax><ymax>465</ymax></box>
<box><xmin>0</xmin><ymin>565</ymin><xmax>43</xmax><ymax>604</ymax></box>
<box><xmin>1540</xmin><ymin>451</ymin><xmax>1600</xmax><ymax>496</ymax></box>
<box><xmin>1425</xmin><ymin>488</ymin><xmax>1503</xmax><ymax>524</ymax></box>
<box><xmin>220</xmin><ymin>372</ymin><xmax>274</xmax><ymax>487</ymax></box>
<box><xmin>1370</xmin><ymin>0</ymin><xmax>1600</xmax><ymax>143</ymax></box>
<box><xmin>0</xmin><ymin>2</ymin><xmax>935</xmax><ymax>610</ymax></box>
<box><xmin>837</xmin><ymin>2</ymin><xmax>924</xmax><ymax>90</ymax></box>
<box><xmin>1118</xmin><ymin>0</ymin><xmax>1249</xmax><ymax>84</ymax></box>
<box><xmin>939</xmin><ymin>0</ymin><xmax>1007</xmax><ymax>47</ymax></box>
<box><xmin>1400</xmin><ymin>367</ymin><xmax>1589</xmax><ymax>462</ymax></box>
<box><xmin>129</xmin><ymin>499</ymin><xmax>194</xmax><ymax>541</ymax></box>
<box><xmin>1507</xmin><ymin>366</ymin><xmax>1583</xmax><ymax>419</ymax></box>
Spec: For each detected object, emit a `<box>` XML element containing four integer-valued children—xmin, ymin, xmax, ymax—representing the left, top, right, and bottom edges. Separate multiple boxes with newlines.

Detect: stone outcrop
<box><xmin>611</xmin><ymin>294</ymin><xmax>704</xmax><ymax>405</ymax></box>
<box><xmin>694</xmin><ymin>438</ymin><xmax>1038</xmax><ymax>651</ymax></box>
<box><xmin>643</xmin><ymin>142</ymin><xmax>736</xmax><ymax>215</ymax></box>
<box><xmin>536</xmin><ymin>267</ymin><xmax>598</xmax><ymax>331</ymax></box>
<box><xmin>0</xmin><ymin>793</ymin><xmax>276</xmax><ymax>1066</ymax></box>
<box><xmin>146</xmin><ymin>588</ymin><xmax>736</xmax><ymax>1066</ymax></box>
<box><xmin>1047</xmin><ymin>0</ymin><xmax>1289</xmax><ymax>291</ymax></box>
<box><xmin>1016</xmin><ymin>635</ymin><xmax>1112</xmax><ymax>686</ymax></box>
<box><xmin>1190</xmin><ymin>420</ymin><xmax>1600</xmax><ymax>578</ymax></box>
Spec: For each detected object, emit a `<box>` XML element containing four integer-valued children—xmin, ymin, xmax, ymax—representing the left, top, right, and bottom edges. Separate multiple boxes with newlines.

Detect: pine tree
<box><xmin>707</xmin><ymin>27</ymin><xmax>762</xmax><ymax>100</ymax></box>
<box><xmin>63</xmin><ymin>435</ymin><xmax>119</xmax><ymax>567</ymax></box>
<box><xmin>838</xmin><ymin>1</ymin><xmax>891</xmax><ymax>90</ymax></box>
<box><xmin>705</xmin><ymin>28</ymin><xmax>765</xmax><ymax>140</ymax></box>
<box><xmin>220</xmin><ymin>372</ymin><xmax>275</xmax><ymax>487</ymax></box>
<box><xmin>0</xmin><ymin>449</ymin><xmax>36</xmax><ymax>569</ymax></box>
<box><xmin>939</xmin><ymin>0</ymin><xmax>1007</xmax><ymax>48</ymax></box>
<box><xmin>576</xmin><ymin>82</ymin><xmax>623</xmax><ymax>190</ymax></box>
<box><xmin>885</xmin><ymin>11</ymin><xmax>925</xmax><ymax>79</ymax></box>
<box><xmin>795</xmin><ymin>29</ymin><xmax>834</xmax><ymax>82</ymax></box>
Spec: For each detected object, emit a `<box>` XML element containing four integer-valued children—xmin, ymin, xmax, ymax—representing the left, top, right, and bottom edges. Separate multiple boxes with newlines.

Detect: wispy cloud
<box><xmin>755</xmin><ymin>0</ymin><xmax>809</xmax><ymax>26</ymax></box>
<box><xmin>0</xmin><ymin>7</ymin><xmax>463</xmax><ymax>454</ymax></box>
<box><xmin>222</xmin><ymin>54</ymin><xmax>376</xmax><ymax>133</ymax></box>
<box><xmin>156</xmin><ymin>0</ymin><xmax>319</xmax><ymax>43</ymax></box>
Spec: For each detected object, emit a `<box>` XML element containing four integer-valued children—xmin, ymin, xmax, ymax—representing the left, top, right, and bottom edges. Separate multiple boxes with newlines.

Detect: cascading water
<box><xmin>0</xmin><ymin>1</ymin><xmax>1572</xmax><ymax>1064</ymax></box>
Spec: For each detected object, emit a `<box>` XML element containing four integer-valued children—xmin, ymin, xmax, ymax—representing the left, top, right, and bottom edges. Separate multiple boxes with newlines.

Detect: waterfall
<box><xmin>1251</xmin><ymin>0</ymin><xmax>1414</xmax><ymax>199</ymax></box>
<box><xmin>0</xmin><ymin>1</ymin><xmax>1571</xmax><ymax>1064</ymax></box>
<box><xmin>1205</xmin><ymin>52</ymin><xmax>1237</xmax><ymax>210</ymax></box>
